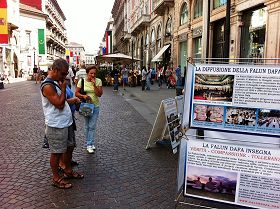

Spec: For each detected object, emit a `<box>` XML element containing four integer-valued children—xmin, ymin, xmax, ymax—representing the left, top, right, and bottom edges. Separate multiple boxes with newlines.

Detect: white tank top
<box><xmin>41</xmin><ymin>81</ymin><xmax>73</xmax><ymax>128</ymax></box>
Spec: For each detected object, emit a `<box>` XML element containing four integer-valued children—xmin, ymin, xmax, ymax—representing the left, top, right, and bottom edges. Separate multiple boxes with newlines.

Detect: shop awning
<box><xmin>151</xmin><ymin>44</ymin><xmax>170</xmax><ymax>62</ymax></box>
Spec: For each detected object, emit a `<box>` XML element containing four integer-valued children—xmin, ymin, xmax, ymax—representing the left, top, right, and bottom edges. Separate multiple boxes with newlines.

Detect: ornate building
<box><xmin>109</xmin><ymin>0</ymin><xmax>280</xmax><ymax>74</ymax></box>
<box><xmin>44</xmin><ymin>0</ymin><xmax>67</xmax><ymax>61</ymax></box>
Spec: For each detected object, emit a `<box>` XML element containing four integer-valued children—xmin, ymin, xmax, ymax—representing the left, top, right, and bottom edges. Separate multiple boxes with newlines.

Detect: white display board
<box><xmin>176</xmin><ymin>62</ymin><xmax>280</xmax><ymax>208</ymax></box>
<box><xmin>184</xmin><ymin>139</ymin><xmax>280</xmax><ymax>209</ymax></box>
<box><xmin>190</xmin><ymin>64</ymin><xmax>280</xmax><ymax>137</ymax></box>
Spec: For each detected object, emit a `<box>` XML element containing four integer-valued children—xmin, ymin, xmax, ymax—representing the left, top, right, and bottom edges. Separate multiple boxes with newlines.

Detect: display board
<box><xmin>146</xmin><ymin>98</ymin><xmax>181</xmax><ymax>153</ymax></box>
<box><xmin>184</xmin><ymin>139</ymin><xmax>280</xmax><ymax>209</ymax></box>
<box><xmin>190</xmin><ymin>64</ymin><xmax>280</xmax><ymax>137</ymax></box>
<box><xmin>176</xmin><ymin>62</ymin><xmax>280</xmax><ymax>209</ymax></box>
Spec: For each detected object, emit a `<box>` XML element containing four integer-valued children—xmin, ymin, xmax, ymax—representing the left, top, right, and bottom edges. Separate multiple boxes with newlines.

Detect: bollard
<box><xmin>0</xmin><ymin>81</ymin><xmax>4</xmax><ymax>89</ymax></box>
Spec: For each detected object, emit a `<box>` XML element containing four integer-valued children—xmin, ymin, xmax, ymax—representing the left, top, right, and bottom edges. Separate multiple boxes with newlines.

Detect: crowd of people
<box><xmin>109</xmin><ymin>64</ymin><xmax>184</xmax><ymax>92</ymax></box>
<box><xmin>41</xmin><ymin>59</ymin><xmax>103</xmax><ymax>189</ymax></box>
<box><xmin>191</xmin><ymin>177</ymin><xmax>235</xmax><ymax>194</ymax></box>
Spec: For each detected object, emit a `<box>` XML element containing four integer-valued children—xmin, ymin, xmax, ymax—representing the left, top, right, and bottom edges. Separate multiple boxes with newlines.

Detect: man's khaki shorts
<box><xmin>45</xmin><ymin>124</ymin><xmax>75</xmax><ymax>153</ymax></box>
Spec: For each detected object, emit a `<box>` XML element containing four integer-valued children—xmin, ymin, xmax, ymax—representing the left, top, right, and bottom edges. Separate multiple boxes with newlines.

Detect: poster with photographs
<box><xmin>190</xmin><ymin>64</ymin><xmax>280</xmax><ymax>136</ymax></box>
<box><xmin>163</xmin><ymin>99</ymin><xmax>182</xmax><ymax>153</ymax></box>
<box><xmin>184</xmin><ymin>140</ymin><xmax>280</xmax><ymax>209</ymax></box>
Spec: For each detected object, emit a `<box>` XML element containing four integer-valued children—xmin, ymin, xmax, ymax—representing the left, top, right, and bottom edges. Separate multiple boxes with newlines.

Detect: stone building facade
<box><xmin>110</xmin><ymin>0</ymin><xmax>280</xmax><ymax>73</ymax></box>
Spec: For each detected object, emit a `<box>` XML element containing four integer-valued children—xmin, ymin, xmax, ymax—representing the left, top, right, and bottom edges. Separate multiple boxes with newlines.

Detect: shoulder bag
<box><xmin>78</xmin><ymin>78</ymin><xmax>95</xmax><ymax>117</ymax></box>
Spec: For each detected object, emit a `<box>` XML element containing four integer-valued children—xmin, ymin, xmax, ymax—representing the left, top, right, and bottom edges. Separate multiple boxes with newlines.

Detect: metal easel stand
<box><xmin>175</xmin><ymin>192</ymin><xmax>218</xmax><ymax>209</ymax></box>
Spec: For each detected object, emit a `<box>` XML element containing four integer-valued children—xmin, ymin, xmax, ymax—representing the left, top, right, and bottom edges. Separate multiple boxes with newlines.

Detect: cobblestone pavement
<box><xmin>0</xmin><ymin>81</ymin><xmax>247</xmax><ymax>209</ymax></box>
<box><xmin>0</xmin><ymin>81</ymin><xmax>178</xmax><ymax>209</ymax></box>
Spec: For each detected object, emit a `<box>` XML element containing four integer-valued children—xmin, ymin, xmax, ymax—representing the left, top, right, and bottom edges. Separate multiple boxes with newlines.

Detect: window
<box><xmin>194</xmin><ymin>37</ymin><xmax>202</xmax><ymax>58</ymax></box>
<box><xmin>240</xmin><ymin>7</ymin><xmax>267</xmax><ymax>63</ymax></box>
<box><xmin>166</xmin><ymin>18</ymin><xmax>172</xmax><ymax>35</ymax></box>
<box><xmin>157</xmin><ymin>25</ymin><xmax>162</xmax><ymax>52</ymax></box>
<box><xmin>25</xmin><ymin>31</ymin><xmax>31</xmax><ymax>46</ymax></box>
<box><xmin>180</xmin><ymin>3</ymin><xmax>188</xmax><ymax>25</ymax></box>
<box><xmin>194</xmin><ymin>0</ymin><xmax>203</xmax><ymax>18</ymax></box>
<box><xmin>213</xmin><ymin>0</ymin><xmax>226</xmax><ymax>9</ymax></box>
<box><xmin>145</xmin><ymin>33</ymin><xmax>149</xmax><ymax>46</ymax></box>
<box><xmin>151</xmin><ymin>29</ymin><xmax>155</xmax><ymax>43</ymax></box>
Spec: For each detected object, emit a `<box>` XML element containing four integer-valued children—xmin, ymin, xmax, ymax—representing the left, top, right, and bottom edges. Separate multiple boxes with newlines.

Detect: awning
<box><xmin>151</xmin><ymin>44</ymin><xmax>170</xmax><ymax>62</ymax></box>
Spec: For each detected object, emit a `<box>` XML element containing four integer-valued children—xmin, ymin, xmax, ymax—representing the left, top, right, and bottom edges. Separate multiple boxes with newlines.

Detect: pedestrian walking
<box><xmin>33</xmin><ymin>65</ymin><xmax>39</xmax><ymax>84</ymax></box>
<box><xmin>75</xmin><ymin>65</ymin><xmax>103</xmax><ymax>154</ymax></box>
<box><xmin>158</xmin><ymin>65</ymin><xmax>163</xmax><ymax>88</ymax></box>
<box><xmin>121</xmin><ymin>64</ymin><xmax>128</xmax><ymax>90</ymax></box>
<box><xmin>65</xmin><ymin>66</ymin><xmax>75</xmax><ymax>89</ymax></box>
<box><xmin>146</xmin><ymin>66</ymin><xmax>152</xmax><ymax>90</ymax></box>
<box><xmin>74</xmin><ymin>64</ymin><xmax>87</xmax><ymax>85</ymax></box>
<box><xmin>141</xmin><ymin>66</ymin><xmax>147</xmax><ymax>91</ymax></box>
<box><xmin>112</xmin><ymin>67</ymin><xmax>119</xmax><ymax>91</ymax></box>
<box><xmin>41</xmin><ymin>58</ymin><xmax>84</xmax><ymax>189</ymax></box>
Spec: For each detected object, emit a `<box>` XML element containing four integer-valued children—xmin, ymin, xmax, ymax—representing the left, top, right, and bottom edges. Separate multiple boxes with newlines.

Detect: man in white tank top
<box><xmin>41</xmin><ymin>58</ymin><xmax>83</xmax><ymax>189</ymax></box>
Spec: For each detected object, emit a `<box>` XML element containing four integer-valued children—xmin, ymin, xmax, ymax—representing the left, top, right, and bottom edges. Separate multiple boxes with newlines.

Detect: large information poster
<box><xmin>190</xmin><ymin>64</ymin><xmax>280</xmax><ymax>136</ymax></box>
<box><xmin>184</xmin><ymin>140</ymin><xmax>280</xmax><ymax>209</ymax></box>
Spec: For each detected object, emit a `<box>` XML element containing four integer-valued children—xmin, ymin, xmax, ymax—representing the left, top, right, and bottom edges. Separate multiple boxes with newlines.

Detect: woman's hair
<box><xmin>86</xmin><ymin>65</ymin><xmax>97</xmax><ymax>73</ymax></box>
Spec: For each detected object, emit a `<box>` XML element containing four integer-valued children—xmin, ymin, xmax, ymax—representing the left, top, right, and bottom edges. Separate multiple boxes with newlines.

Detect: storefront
<box><xmin>240</xmin><ymin>6</ymin><xmax>267</xmax><ymax>63</ymax></box>
<box><xmin>212</xmin><ymin>18</ymin><xmax>225</xmax><ymax>59</ymax></box>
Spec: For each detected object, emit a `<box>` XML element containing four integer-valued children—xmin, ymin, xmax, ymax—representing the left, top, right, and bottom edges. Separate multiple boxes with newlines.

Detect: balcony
<box><xmin>122</xmin><ymin>31</ymin><xmax>131</xmax><ymax>41</ymax></box>
<box><xmin>131</xmin><ymin>14</ymin><xmax>150</xmax><ymax>35</ymax></box>
<box><xmin>153</xmin><ymin>0</ymin><xmax>174</xmax><ymax>16</ymax></box>
<box><xmin>46</xmin><ymin>31</ymin><xmax>55</xmax><ymax>43</ymax></box>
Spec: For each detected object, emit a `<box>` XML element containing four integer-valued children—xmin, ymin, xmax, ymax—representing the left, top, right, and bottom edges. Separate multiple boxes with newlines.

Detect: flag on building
<box><xmin>66</xmin><ymin>56</ymin><xmax>69</xmax><ymax>63</ymax></box>
<box><xmin>102</xmin><ymin>47</ymin><xmax>106</xmax><ymax>55</ymax></box>
<box><xmin>0</xmin><ymin>0</ymin><xmax>8</xmax><ymax>44</ymax></box>
<box><xmin>38</xmin><ymin>29</ymin><xmax>45</xmax><ymax>54</ymax></box>
<box><xmin>106</xmin><ymin>30</ymin><xmax>113</xmax><ymax>54</ymax></box>
<box><xmin>76</xmin><ymin>56</ymin><xmax>79</xmax><ymax>64</ymax></box>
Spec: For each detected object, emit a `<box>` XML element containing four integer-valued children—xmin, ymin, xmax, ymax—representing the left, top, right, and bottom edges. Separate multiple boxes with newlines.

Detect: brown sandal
<box><xmin>63</xmin><ymin>170</ymin><xmax>84</xmax><ymax>179</ymax></box>
<box><xmin>52</xmin><ymin>177</ymin><xmax>72</xmax><ymax>189</ymax></box>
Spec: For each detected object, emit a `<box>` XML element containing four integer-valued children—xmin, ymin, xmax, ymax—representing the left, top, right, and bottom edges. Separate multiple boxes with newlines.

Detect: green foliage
<box><xmin>97</xmin><ymin>67</ymin><xmax>110</xmax><ymax>86</ymax></box>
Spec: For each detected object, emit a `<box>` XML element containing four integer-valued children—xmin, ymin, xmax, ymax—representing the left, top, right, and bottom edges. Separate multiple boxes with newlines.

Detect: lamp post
<box><xmin>131</xmin><ymin>36</ymin><xmax>135</xmax><ymax>71</ymax></box>
<box><xmin>33</xmin><ymin>47</ymin><xmax>36</xmax><ymax>68</ymax></box>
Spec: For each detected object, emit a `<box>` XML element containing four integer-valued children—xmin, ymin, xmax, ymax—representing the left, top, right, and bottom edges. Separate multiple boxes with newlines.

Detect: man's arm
<box><xmin>42</xmin><ymin>83</ymin><xmax>66</xmax><ymax>109</ymax></box>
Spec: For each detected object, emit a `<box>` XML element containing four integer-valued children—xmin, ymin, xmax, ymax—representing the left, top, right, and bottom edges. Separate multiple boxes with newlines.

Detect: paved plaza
<box><xmin>0</xmin><ymin>81</ymin><xmax>246</xmax><ymax>209</ymax></box>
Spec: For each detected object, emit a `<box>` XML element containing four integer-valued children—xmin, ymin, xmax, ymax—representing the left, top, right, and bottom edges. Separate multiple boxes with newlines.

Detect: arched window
<box><xmin>151</xmin><ymin>29</ymin><xmax>155</xmax><ymax>43</ymax></box>
<box><xmin>145</xmin><ymin>33</ymin><xmax>149</xmax><ymax>46</ymax></box>
<box><xmin>157</xmin><ymin>25</ymin><xmax>162</xmax><ymax>51</ymax></box>
<box><xmin>166</xmin><ymin>18</ymin><xmax>172</xmax><ymax>35</ymax></box>
<box><xmin>194</xmin><ymin>0</ymin><xmax>203</xmax><ymax>18</ymax></box>
<box><xmin>180</xmin><ymin>3</ymin><xmax>188</xmax><ymax>25</ymax></box>
<box><xmin>213</xmin><ymin>0</ymin><xmax>226</xmax><ymax>9</ymax></box>
<box><xmin>157</xmin><ymin>25</ymin><xmax>162</xmax><ymax>39</ymax></box>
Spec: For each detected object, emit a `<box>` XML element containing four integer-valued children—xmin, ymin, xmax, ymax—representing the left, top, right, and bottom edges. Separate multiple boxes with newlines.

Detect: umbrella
<box><xmin>96</xmin><ymin>53</ymin><xmax>141</xmax><ymax>65</ymax></box>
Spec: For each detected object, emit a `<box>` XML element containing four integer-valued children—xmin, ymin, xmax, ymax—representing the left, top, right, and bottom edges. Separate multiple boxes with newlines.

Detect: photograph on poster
<box><xmin>194</xmin><ymin>74</ymin><xmax>234</xmax><ymax>102</ymax></box>
<box><xmin>258</xmin><ymin>109</ymin><xmax>280</xmax><ymax>129</ymax></box>
<box><xmin>194</xmin><ymin>104</ymin><xmax>224</xmax><ymax>123</ymax></box>
<box><xmin>226</xmin><ymin>107</ymin><xmax>256</xmax><ymax>126</ymax></box>
<box><xmin>186</xmin><ymin>165</ymin><xmax>237</xmax><ymax>202</ymax></box>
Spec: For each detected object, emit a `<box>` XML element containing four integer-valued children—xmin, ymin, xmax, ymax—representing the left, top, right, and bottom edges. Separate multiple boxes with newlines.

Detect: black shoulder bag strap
<box><xmin>40</xmin><ymin>78</ymin><xmax>61</xmax><ymax>97</ymax></box>
<box><xmin>80</xmin><ymin>78</ymin><xmax>86</xmax><ymax>102</ymax></box>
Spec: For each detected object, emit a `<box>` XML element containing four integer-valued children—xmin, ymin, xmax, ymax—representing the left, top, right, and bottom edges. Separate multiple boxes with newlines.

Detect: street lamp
<box><xmin>33</xmin><ymin>47</ymin><xmax>36</xmax><ymax>68</ymax></box>
<box><xmin>131</xmin><ymin>36</ymin><xmax>135</xmax><ymax>71</ymax></box>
